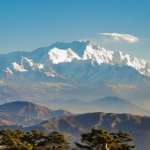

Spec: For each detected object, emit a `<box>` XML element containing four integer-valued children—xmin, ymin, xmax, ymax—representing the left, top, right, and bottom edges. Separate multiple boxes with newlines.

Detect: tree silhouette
<box><xmin>0</xmin><ymin>129</ymin><xmax>135</xmax><ymax>150</ymax></box>
<box><xmin>76</xmin><ymin>129</ymin><xmax>135</xmax><ymax>150</ymax></box>
<box><xmin>0</xmin><ymin>129</ymin><xmax>69</xmax><ymax>150</ymax></box>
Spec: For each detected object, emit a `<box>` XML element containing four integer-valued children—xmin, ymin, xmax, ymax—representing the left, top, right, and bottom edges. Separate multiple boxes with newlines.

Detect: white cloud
<box><xmin>100</xmin><ymin>32</ymin><xmax>139</xmax><ymax>43</ymax></box>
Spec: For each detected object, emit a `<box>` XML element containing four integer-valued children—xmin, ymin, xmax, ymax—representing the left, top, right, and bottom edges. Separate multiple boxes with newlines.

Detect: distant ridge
<box><xmin>0</xmin><ymin>101</ymin><xmax>72</xmax><ymax>126</ymax></box>
<box><xmin>0</xmin><ymin>101</ymin><xmax>150</xmax><ymax>150</ymax></box>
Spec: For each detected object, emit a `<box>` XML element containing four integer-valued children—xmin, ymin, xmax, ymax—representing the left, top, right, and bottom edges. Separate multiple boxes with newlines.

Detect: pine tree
<box><xmin>76</xmin><ymin>129</ymin><xmax>135</xmax><ymax>150</ymax></box>
<box><xmin>0</xmin><ymin>130</ymin><xmax>70</xmax><ymax>150</ymax></box>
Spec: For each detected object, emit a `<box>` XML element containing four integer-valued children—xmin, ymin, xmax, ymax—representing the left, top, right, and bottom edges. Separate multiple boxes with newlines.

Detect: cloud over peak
<box><xmin>100</xmin><ymin>32</ymin><xmax>139</xmax><ymax>43</ymax></box>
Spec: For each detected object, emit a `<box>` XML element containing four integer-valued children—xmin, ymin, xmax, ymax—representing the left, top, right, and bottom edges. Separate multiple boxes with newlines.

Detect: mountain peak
<box><xmin>0</xmin><ymin>101</ymin><xmax>50</xmax><ymax>116</ymax></box>
<box><xmin>48</xmin><ymin>40</ymin><xmax>90</xmax><ymax>56</ymax></box>
<box><xmin>1</xmin><ymin>40</ymin><xmax>150</xmax><ymax>78</ymax></box>
<box><xmin>48</xmin><ymin>47</ymin><xmax>81</xmax><ymax>64</ymax></box>
<box><xmin>46</xmin><ymin>41</ymin><xmax>150</xmax><ymax>77</ymax></box>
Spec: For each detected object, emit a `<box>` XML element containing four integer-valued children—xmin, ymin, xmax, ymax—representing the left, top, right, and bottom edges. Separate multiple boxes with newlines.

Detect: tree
<box><xmin>0</xmin><ymin>130</ymin><xmax>70</xmax><ymax>150</ymax></box>
<box><xmin>0</xmin><ymin>129</ymin><xmax>33</xmax><ymax>150</ymax></box>
<box><xmin>76</xmin><ymin>129</ymin><xmax>135</xmax><ymax>150</ymax></box>
<box><xmin>45</xmin><ymin>131</ymin><xmax>70</xmax><ymax>150</ymax></box>
<box><xmin>0</xmin><ymin>128</ymin><xmax>135</xmax><ymax>150</ymax></box>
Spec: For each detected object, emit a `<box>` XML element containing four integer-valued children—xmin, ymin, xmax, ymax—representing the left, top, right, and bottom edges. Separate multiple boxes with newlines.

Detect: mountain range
<box><xmin>1</xmin><ymin>41</ymin><xmax>150</xmax><ymax>77</ymax></box>
<box><xmin>0</xmin><ymin>101</ymin><xmax>149</xmax><ymax>150</ymax></box>
<box><xmin>0</xmin><ymin>41</ymin><xmax>150</xmax><ymax>115</ymax></box>
<box><xmin>0</xmin><ymin>101</ymin><xmax>71</xmax><ymax>126</ymax></box>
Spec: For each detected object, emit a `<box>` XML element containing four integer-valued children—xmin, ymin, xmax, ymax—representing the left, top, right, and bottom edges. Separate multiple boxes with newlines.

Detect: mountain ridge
<box><xmin>1</xmin><ymin>40</ymin><xmax>150</xmax><ymax>78</ymax></box>
<box><xmin>26</xmin><ymin>111</ymin><xmax>150</xmax><ymax>150</ymax></box>
<box><xmin>0</xmin><ymin>101</ymin><xmax>72</xmax><ymax>126</ymax></box>
<box><xmin>0</xmin><ymin>101</ymin><xmax>150</xmax><ymax>150</ymax></box>
<box><xmin>0</xmin><ymin>41</ymin><xmax>150</xmax><ymax>115</ymax></box>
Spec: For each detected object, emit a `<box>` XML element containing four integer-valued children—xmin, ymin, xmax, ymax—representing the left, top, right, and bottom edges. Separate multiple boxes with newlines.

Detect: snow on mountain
<box><xmin>82</xmin><ymin>43</ymin><xmax>150</xmax><ymax>76</ymax></box>
<box><xmin>83</xmin><ymin>44</ymin><xmax>114</xmax><ymax>63</ymax></box>
<box><xmin>1</xmin><ymin>41</ymin><xmax>150</xmax><ymax>117</ymax></box>
<box><xmin>4</xmin><ymin>67</ymin><xmax>13</xmax><ymax>75</ymax></box>
<box><xmin>41</xmin><ymin>41</ymin><xmax>150</xmax><ymax>77</ymax></box>
<box><xmin>48</xmin><ymin>47</ymin><xmax>81</xmax><ymax>64</ymax></box>
<box><xmin>11</xmin><ymin>57</ymin><xmax>44</xmax><ymax>73</ymax></box>
<box><xmin>21</xmin><ymin>57</ymin><xmax>44</xmax><ymax>70</ymax></box>
<box><xmin>12</xmin><ymin>62</ymin><xmax>27</xmax><ymax>72</ymax></box>
<box><xmin>1</xmin><ymin>41</ymin><xmax>150</xmax><ymax>78</ymax></box>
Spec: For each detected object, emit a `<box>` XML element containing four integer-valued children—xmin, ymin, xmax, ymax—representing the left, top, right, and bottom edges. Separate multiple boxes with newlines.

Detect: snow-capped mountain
<box><xmin>45</xmin><ymin>41</ymin><xmax>150</xmax><ymax>77</ymax></box>
<box><xmin>1</xmin><ymin>41</ymin><xmax>150</xmax><ymax>79</ymax></box>
<box><xmin>1</xmin><ymin>41</ymin><xmax>150</xmax><ymax>115</ymax></box>
<box><xmin>48</xmin><ymin>47</ymin><xmax>81</xmax><ymax>64</ymax></box>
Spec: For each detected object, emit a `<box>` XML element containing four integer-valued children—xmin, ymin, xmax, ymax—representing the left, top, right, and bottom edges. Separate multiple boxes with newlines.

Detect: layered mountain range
<box><xmin>0</xmin><ymin>101</ymin><xmax>150</xmax><ymax>150</ymax></box>
<box><xmin>0</xmin><ymin>41</ymin><xmax>150</xmax><ymax>115</ymax></box>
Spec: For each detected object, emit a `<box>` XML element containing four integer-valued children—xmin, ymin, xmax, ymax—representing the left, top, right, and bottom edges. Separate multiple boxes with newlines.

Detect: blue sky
<box><xmin>0</xmin><ymin>0</ymin><xmax>150</xmax><ymax>59</ymax></box>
